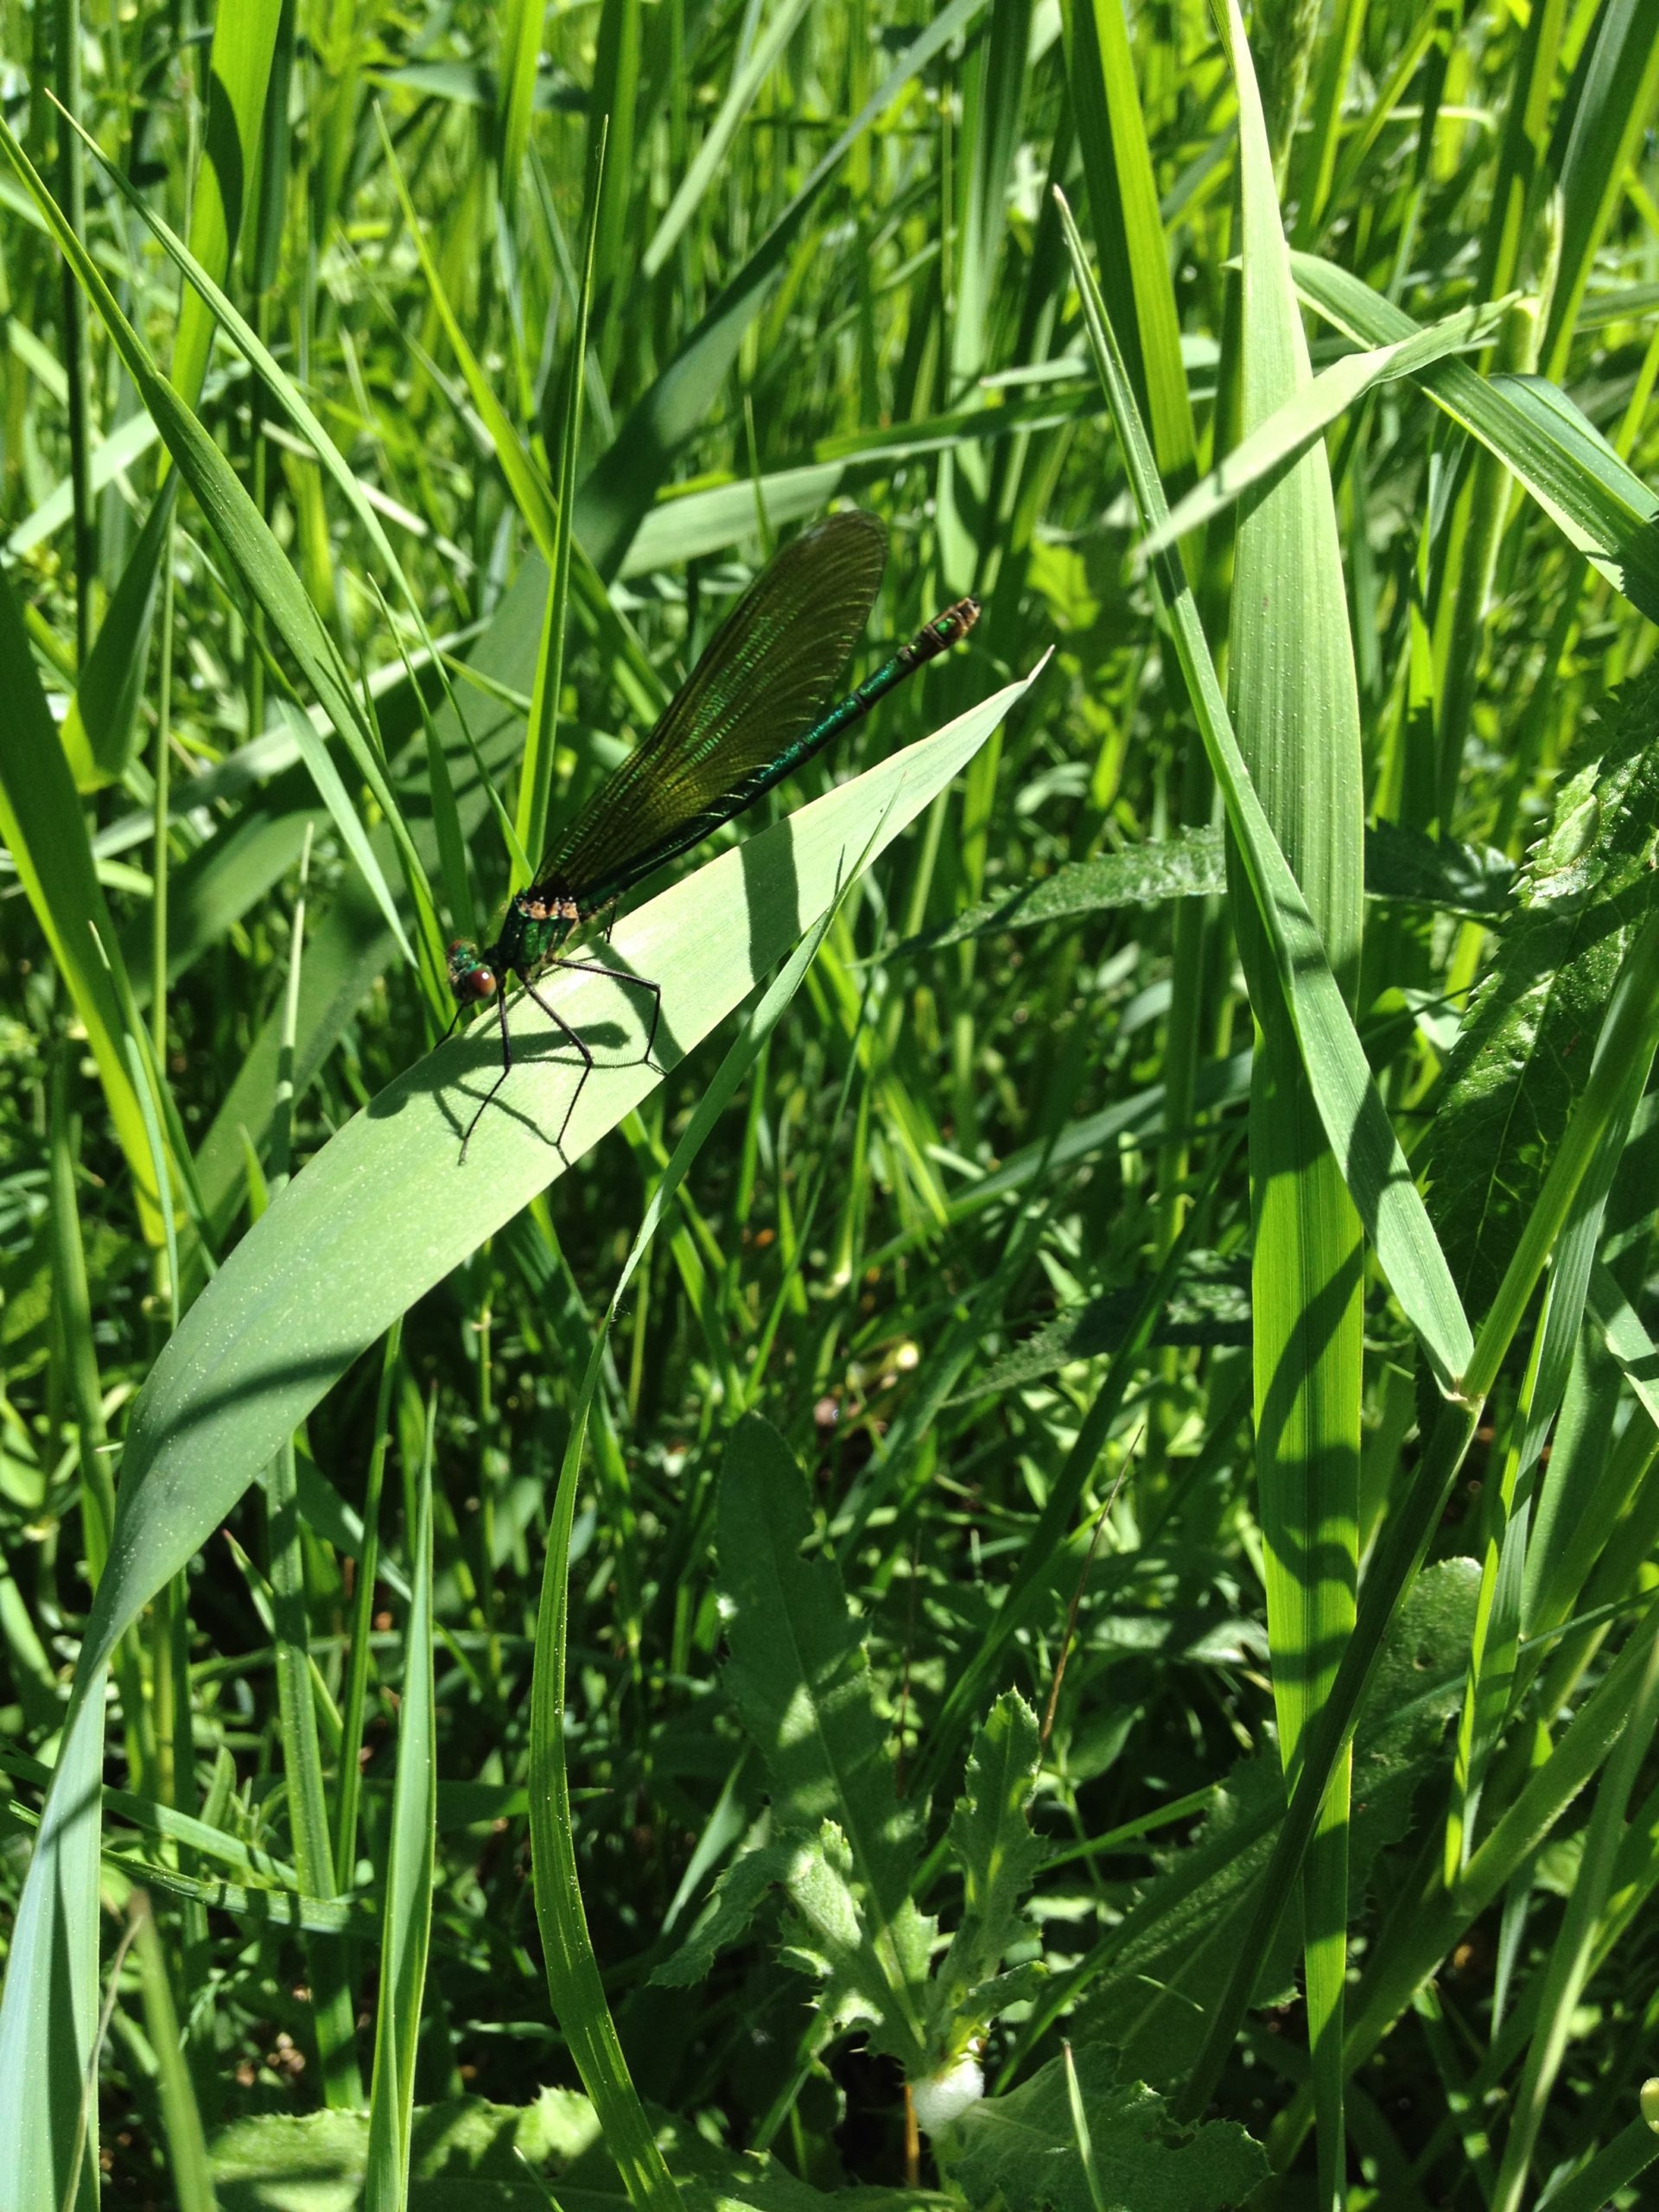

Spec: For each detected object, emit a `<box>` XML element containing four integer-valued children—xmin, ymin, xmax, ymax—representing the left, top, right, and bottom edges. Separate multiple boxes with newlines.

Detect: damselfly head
<box><xmin>447</xmin><ymin>938</ymin><xmax>498</xmax><ymax>1005</ymax></box>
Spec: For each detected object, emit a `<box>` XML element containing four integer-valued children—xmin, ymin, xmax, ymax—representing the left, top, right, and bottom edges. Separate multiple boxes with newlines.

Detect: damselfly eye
<box><xmin>467</xmin><ymin>967</ymin><xmax>498</xmax><ymax>1002</ymax></box>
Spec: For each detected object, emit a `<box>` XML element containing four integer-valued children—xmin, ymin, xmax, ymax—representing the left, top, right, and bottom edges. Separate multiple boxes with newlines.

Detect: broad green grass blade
<box><xmin>1217</xmin><ymin>7</ymin><xmax>1364</xmax><ymax>2185</ymax></box>
<box><xmin>85</xmin><ymin>690</ymin><xmax>1027</xmax><ymax>1661</ymax></box>
<box><xmin>169</xmin><ymin>0</ymin><xmax>283</xmax><ymax>409</ymax></box>
<box><xmin>1056</xmin><ymin>190</ymin><xmax>1472</xmax><ymax>1394</ymax></box>
<box><xmin>364</xmin><ymin>1396</ymin><xmax>435</xmax><ymax>2212</ymax></box>
<box><xmin>1059</xmin><ymin>0</ymin><xmax>1194</xmax><ymax>479</ymax></box>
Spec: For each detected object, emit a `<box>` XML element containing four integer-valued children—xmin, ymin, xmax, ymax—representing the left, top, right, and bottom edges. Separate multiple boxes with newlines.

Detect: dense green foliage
<box><xmin>3</xmin><ymin>3</ymin><xmax>1659</xmax><ymax>2209</ymax></box>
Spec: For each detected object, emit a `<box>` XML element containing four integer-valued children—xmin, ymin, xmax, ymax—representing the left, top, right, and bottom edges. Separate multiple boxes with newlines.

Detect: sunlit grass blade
<box><xmin>168</xmin><ymin>0</ymin><xmax>283</xmax><ymax>410</ymax></box>
<box><xmin>1219</xmin><ymin>3</ymin><xmax>1365</xmax><ymax>2188</ymax></box>
<box><xmin>1056</xmin><ymin>186</ymin><xmax>1472</xmax><ymax>1392</ymax></box>
<box><xmin>0</xmin><ymin>564</ymin><xmax>162</xmax><ymax>1242</ymax></box>
<box><xmin>364</xmin><ymin>1393</ymin><xmax>436</xmax><ymax>2212</ymax></box>
<box><xmin>1059</xmin><ymin>0</ymin><xmax>1193</xmax><ymax>480</ymax></box>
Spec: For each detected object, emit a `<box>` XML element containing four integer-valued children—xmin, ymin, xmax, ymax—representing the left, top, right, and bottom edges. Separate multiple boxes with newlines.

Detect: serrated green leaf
<box><xmin>777</xmin><ymin>1821</ymin><xmax>888</xmax><ymax>2042</ymax></box>
<box><xmin>928</xmin><ymin>1693</ymin><xmax>1045</xmax><ymax>2054</ymax></box>
<box><xmin>1427</xmin><ymin>664</ymin><xmax>1659</xmax><ymax>1318</ymax></box>
<box><xmin>717</xmin><ymin>1416</ymin><xmax>937</xmax><ymax>2062</ymax></box>
<box><xmin>651</xmin><ymin>1840</ymin><xmax>797</xmax><ymax>1990</ymax></box>
<box><xmin>213</xmin><ymin>2088</ymin><xmax>598</xmax><ymax>2209</ymax></box>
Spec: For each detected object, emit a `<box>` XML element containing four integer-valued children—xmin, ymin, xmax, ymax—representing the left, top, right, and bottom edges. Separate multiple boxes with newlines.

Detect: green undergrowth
<box><xmin>3</xmin><ymin>3</ymin><xmax>1659</xmax><ymax>2211</ymax></box>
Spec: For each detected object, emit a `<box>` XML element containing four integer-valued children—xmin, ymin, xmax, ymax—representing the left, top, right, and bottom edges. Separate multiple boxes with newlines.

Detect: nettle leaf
<box><xmin>944</xmin><ymin>2043</ymin><xmax>1266</xmax><ymax>2212</ymax></box>
<box><xmin>1364</xmin><ymin>818</ymin><xmax>1515</xmax><ymax>919</ymax></box>
<box><xmin>1427</xmin><ymin>663</ymin><xmax>1659</xmax><ymax>1318</ymax></box>
<box><xmin>927</xmin><ymin>1693</ymin><xmax>1046</xmax><ymax>2053</ymax></box>
<box><xmin>957</xmin><ymin>1255</ymin><xmax>1250</xmax><ymax>1403</ymax></box>
<box><xmin>1077</xmin><ymin>1560</ymin><xmax>1478</xmax><ymax>2082</ymax></box>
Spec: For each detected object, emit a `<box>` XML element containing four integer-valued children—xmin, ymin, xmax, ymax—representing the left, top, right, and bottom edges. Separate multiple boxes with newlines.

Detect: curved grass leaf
<box><xmin>1141</xmin><ymin>294</ymin><xmax>1512</xmax><ymax>560</ymax></box>
<box><xmin>0</xmin><ymin>567</ymin><xmax>162</xmax><ymax>1243</ymax></box>
<box><xmin>60</xmin><ymin>478</ymin><xmax>178</xmax><ymax>790</ymax></box>
<box><xmin>1292</xmin><ymin>250</ymin><xmax>1659</xmax><ymax>622</ymax></box>
<box><xmin>1215</xmin><ymin>12</ymin><xmax>1366</xmax><ymax>2177</ymax></box>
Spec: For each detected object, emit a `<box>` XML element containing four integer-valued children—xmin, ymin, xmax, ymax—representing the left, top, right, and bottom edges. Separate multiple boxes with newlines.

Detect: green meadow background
<box><xmin>3</xmin><ymin>2</ymin><xmax>1659</xmax><ymax>2208</ymax></box>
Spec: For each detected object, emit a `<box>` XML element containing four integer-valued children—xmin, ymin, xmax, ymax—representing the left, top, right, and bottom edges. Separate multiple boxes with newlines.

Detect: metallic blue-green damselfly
<box><xmin>445</xmin><ymin>510</ymin><xmax>978</xmax><ymax>1152</ymax></box>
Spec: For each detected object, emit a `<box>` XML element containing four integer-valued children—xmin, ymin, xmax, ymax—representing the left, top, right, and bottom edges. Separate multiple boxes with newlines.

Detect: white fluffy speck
<box><xmin>910</xmin><ymin>2054</ymin><xmax>985</xmax><ymax>2133</ymax></box>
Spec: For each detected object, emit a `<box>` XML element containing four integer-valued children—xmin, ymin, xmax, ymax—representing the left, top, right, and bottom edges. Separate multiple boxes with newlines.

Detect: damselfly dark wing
<box><xmin>532</xmin><ymin>509</ymin><xmax>887</xmax><ymax>903</ymax></box>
